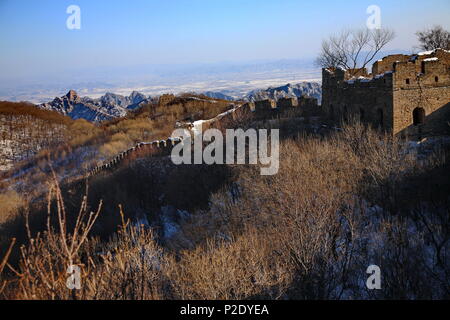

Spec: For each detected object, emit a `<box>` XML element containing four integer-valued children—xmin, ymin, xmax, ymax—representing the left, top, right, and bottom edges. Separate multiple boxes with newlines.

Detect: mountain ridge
<box><xmin>243</xmin><ymin>82</ymin><xmax>322</xmax><ymax>104</ymax></box>
<box><xmin>37</xmin><ymin>81</ymin><xmax>322</xmax><ymax>122</ymax></box>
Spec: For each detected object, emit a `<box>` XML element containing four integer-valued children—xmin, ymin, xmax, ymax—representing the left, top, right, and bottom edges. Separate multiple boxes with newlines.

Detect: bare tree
<box><xmin>416</xmin><ymin>25</ymin><xmax>450</xmax><ymax>51</ymax></box>
<box><xmin>316</xmin><ymin>28</ymin><xmax>395</xmax><ymax>76</ymax></box>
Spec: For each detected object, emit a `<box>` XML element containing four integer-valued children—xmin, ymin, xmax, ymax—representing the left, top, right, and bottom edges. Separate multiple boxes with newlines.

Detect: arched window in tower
<box><xmin>377</xmin><ymin>109</ymin><xmax>383</xmax><ymax>128</ymax></box>
<box><xmin>330</xmin><ymin>104</ymin><xmax>334</xmax><ymax>119</ymax></box>
<box><xmin>413</xmin><ymin>107</ymin><xmax>425</xmax><ymax>126</ymax></box>
<box><xmin>343</xmin><ymin>105</ymin><xmax>348</xmax><ymax>122</ymax></box>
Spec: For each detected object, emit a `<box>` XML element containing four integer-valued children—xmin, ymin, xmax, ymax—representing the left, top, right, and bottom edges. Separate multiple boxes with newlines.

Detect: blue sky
<box><xmin>0</xmin><ymin>0</ymin><xmax>449</xmax><ymax>82</ymax></box>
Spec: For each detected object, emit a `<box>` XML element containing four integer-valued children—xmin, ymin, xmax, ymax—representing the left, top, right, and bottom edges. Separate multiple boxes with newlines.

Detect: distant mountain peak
<box><xmin>38</xmin><ymin>91</ymin><xmax>152</xmax><ymax>122</ymax></box>
<box><xmin>66</xmin><ymin>90</ymin><xmax>79</xmax><ymax>102</ymax></box>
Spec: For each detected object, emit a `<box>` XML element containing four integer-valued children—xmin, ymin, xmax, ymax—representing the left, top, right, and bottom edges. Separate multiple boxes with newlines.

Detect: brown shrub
<box><xmin>164</xmin><ymin>228</ymin><xmax>292</xmax><ymax>300</ymax></box>
<box><xmin>0</xmin><ymin>191</ymin><xmax>24</xmax><ymax>225</ymax></box>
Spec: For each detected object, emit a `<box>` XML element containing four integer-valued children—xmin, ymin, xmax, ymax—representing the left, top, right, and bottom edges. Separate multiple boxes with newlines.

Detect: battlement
<box><xmin>255</xmin><ymin>99</ymin><xmax>277</xmax><ymax>111</ymax></box>
<box><xmin>278</xmin><ymin>97</ymin><xmax>299</xmax><ymax>108</ymax></box>
<box><xmin>324</xmin><ymin>49</ymin><xmax>450</xmax><ymax>89</ymax></box>
<box><xmin>391</xmin><ymin>49</ymin><xmax>450</xmax><ymax>89</ymax></box>
<box><xmin>322</xmin><ymin>67</ymin><xmax>371</xmax><ymax>84</ymax></box>
<box><xmin>158</xmin><ymin>94</ymin><xmax>176</xmax><ymax>106</ymax></box>
<box><xmin>372</xmin><ymin>54</ymin><xmax>410</xmax><ymax>75</ymax></box>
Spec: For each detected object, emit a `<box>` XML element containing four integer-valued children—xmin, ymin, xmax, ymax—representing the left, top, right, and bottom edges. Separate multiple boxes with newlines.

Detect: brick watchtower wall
<box><xmin>392</xmin><ymin>49</ymin><xmax>450</xmax><ymax>138</ymax></box>
<box><xmin>322</xmin><ymin>67</ymin><xmax>394</xmax><ymax>130</ymax></box>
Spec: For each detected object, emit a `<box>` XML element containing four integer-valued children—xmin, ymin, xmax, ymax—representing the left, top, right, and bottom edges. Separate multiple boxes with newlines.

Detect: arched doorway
<box><xmin>413</xmin><ymin>107</ymin><xmax>425</xmax><ymax>126</ymax></box>
<box><xmin>359</xmin><ymin>108</ymin><xmax>365</xmax><ymax>122</ymax></box>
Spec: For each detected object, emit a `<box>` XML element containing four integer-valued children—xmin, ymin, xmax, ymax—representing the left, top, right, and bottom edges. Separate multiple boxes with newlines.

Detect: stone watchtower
<box><xmin>322</xmin><ymin>49</ymin><xmax>450</xmax><ymax>139</ymax></box>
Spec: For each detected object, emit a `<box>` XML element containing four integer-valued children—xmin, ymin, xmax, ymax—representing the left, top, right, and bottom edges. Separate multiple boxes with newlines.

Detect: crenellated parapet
<box><xmin>87</xmin><ymin>137</ymin><xmax>184</xmax><ymax>177</ymax></box>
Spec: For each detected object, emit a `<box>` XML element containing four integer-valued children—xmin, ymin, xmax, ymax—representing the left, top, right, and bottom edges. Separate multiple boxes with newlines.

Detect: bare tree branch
<box><xmin>316</xmin><ymin>28</ymin><xmax>395</xmax><ymax>76</ymax></box>
<box><xmin>416</xmin><ymin>25</ymin><xmax>450</xmax><ymax>51</ymax></box>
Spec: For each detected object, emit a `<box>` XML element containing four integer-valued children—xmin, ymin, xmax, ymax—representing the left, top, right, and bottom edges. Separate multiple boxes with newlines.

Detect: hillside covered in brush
<box><xmin>0</xmin><ymin>101</ymin><xmax>74</xmax><ymax>171</ymax></box>
<box><xmin>1</xmin><ymin>116</ymin><xmax>449</xmax><ymax>300</ymax></box>
<box><xmin>0</xmin><ymin>93</ymin><xmax>237</xmax><ymax>196</ymax></box>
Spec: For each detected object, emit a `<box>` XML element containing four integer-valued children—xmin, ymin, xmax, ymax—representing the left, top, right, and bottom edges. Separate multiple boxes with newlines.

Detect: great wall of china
<box><xmin>87</xmin><ymin>96</ymin><xmax>317</xmax><ymax>178</ymax></box>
